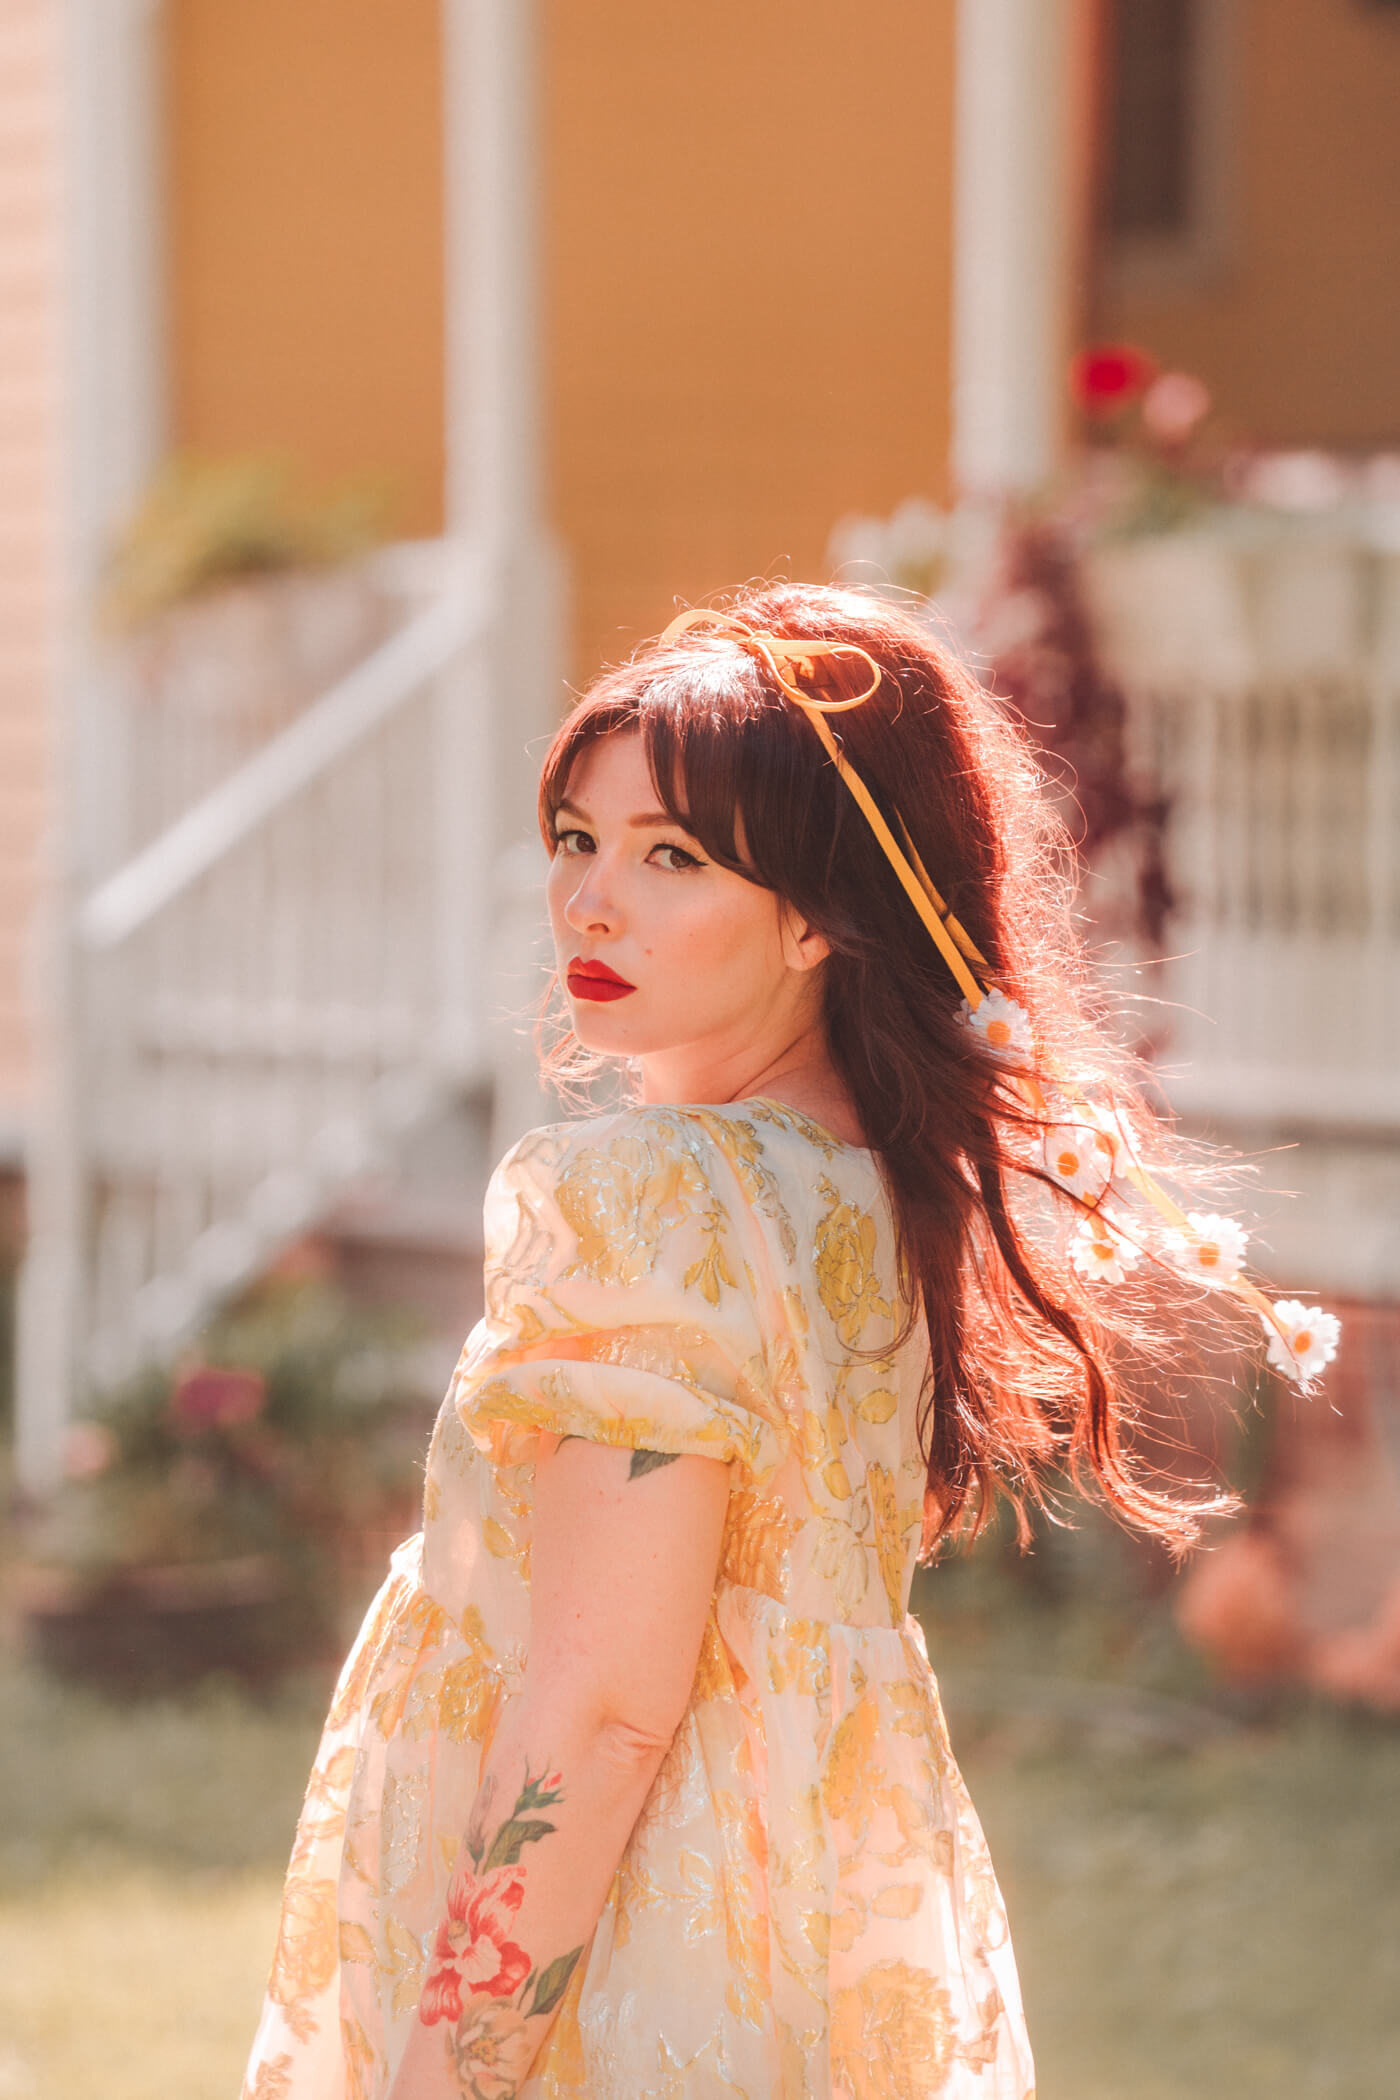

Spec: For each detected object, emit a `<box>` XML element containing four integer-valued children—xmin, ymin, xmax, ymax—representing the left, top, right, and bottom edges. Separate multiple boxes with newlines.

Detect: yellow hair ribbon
<box><xmin>659</xmin><ymin>609</ymin><xmax>986</xmax><ymax>1009</ymax></box>
<box><xmin>658</xmin><ymin>605</ymin><xmax>1299</xmax><ymax>1352</ymax></box>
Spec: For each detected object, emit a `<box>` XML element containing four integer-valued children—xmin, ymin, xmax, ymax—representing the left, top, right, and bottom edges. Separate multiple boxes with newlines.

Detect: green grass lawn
<box><xmin>2</xmin><ymin>1554</ymin><xmax>1398</xmax><ymax>2099</ymax></box>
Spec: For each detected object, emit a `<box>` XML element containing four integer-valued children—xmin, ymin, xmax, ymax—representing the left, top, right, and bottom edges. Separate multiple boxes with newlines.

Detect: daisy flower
<box><xmin>1041</xmin><ymin>1119</ymin><xmax>1116</xmax><ymax>1206</ymax></box>
<box><xmin>1262</xmin><ymin>1300</ymin><xmax>1342</xmax><ymax>1386</ymax></box>
<box><xmin>959</xmin><ymin>988</ymin><xmax>1033</xmax><ymax>1063</ymax></box>
<box><xmin>1070</xmin><ymin>1215</ymin><xmax>1139</xmax><ymax>1286</ymax></box>
<box><xmin>1163</xmin><ymin>1211</ymin><xmax>1249</xmax><ymax>1286</ymax></box>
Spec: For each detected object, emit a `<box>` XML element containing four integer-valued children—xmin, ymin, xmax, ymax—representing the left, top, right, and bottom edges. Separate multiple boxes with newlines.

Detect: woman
<box><xmin>242</xmin><ymin>583</ymin><xmax>1336</xmax><ymax>2100</ymax></box>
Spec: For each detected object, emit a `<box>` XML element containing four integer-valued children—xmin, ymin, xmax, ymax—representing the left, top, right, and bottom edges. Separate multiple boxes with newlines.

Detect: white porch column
<box><xmin>951</xmin><ymin>0</ymin><xmax>1079</xmax><ymax>496</ymax></box>
<box><xmin>15</xmin><ymin>0</ymin><xmax>166</xmax><ymax>1490</ymax></box>
<box><xmin>442</xmin><ymin>0</ymin><xmax>562</xmax><ymax>1152</ymax></box>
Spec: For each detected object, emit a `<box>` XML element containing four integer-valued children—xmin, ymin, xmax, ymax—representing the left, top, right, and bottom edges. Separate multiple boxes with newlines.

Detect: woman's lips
<box><xmin>566</xmin><ymin>956</ymin><xmax>636</xmax><ymax>1003</ymax></box>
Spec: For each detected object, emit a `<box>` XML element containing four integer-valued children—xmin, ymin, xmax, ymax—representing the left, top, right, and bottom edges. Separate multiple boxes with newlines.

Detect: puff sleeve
<box><xmin>451</xmin><ymin>1108</ymin><xmax>785</xmax><ymax>1486</ymax></box>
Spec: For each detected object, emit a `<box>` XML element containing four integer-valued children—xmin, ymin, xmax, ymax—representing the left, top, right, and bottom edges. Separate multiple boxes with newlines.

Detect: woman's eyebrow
<box><xmin>556</xmin><ymin>795</ymin><xmax>695</xmax><ymax>833</ymax></box>
<box><xmin>627</xmin><ymin>807</ymin><xmax>693</xmax><ymax>830</ymax></box>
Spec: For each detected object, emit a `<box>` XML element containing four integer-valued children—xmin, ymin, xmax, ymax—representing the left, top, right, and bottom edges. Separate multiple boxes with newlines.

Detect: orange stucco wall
<box><xmin>166</xmin><ymin>0</ymin><xmax>446</xmax><ymax>533</ymax></box>
<box><xmin>1101</xmin><ymin>0</ymin><xmax>1400</xmax><ymax>448</ymax></box>
<box><xmin>542</xmin><ymin>1</ymin><xmax>959</xmax><ymax>679</ymax></box>
<box><xmin>165</xmin><ymin>4</ymin><xmax>957</xmax><ymax>686</ymax></box>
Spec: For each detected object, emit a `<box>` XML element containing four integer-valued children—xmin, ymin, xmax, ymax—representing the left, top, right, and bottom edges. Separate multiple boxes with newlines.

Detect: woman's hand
<box><xmin>387</xmin><ymin>1436</ymin><xmax>729</xmax><ymax>2098</ymax></box>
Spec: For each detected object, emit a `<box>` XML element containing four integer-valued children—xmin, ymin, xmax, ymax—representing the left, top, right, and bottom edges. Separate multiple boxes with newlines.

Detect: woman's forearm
<box><xmin>388</xmin><ymin>1690</ymin><xmax>670</xmax><ymax>2099</ymax></box>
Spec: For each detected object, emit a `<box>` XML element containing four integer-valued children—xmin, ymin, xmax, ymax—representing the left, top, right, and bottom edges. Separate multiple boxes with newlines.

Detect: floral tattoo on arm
<box><xmin>419</xmin><ymin>1768</ymin><xmax>584</xmax><ymax>2099</ymax></box>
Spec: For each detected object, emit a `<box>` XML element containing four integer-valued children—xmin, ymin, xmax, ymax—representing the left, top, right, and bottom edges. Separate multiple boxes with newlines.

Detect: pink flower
<box><xmin>1141</xmin><ymin>370</ymin><xmax>1211</xmax><ymax>445</ymax></box>
<box><xmin>169</xmin><ymin>1364</ymin><xmax>266</xmax><ymax>1432</ymax></box>
<box><xmin>64</xmin><ymin>1421</ymin><xmax>117</xmax><ymax>1479</ymax></box>
<box><xmin>1069</xmin><ymin>342</ymin><xmax>1157</xmax><ymax>417</ymax></box>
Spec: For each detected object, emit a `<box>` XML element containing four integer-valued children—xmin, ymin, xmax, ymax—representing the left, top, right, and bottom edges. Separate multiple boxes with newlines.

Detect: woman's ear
<box><xmin>778</xmin><ymin>903</ymin><xmax>831</xmax><ymax>974</ymax></box>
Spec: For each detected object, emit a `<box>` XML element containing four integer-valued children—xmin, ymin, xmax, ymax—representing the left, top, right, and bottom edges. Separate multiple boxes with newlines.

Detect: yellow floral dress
<box><xmin>242</xmin><ymin>1099</ymin><xmax>1035</xmax><ymax>2100</ymax></box>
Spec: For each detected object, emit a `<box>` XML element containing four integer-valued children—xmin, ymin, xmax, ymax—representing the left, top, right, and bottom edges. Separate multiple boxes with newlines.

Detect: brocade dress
<box><xmin>242</xmin><ymin>1098</ymin><xmax>1036</xmax><ymax>2100</ymax></box>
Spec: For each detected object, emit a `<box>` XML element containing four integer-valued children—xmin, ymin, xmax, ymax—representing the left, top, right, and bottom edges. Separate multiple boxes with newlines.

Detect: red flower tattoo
<box><xmin>420</xmin><ymin>1864</ymin><xmax>530</xmax><ymax>2020</ymax></box>
<box><xmin>419</xmin><ymin>1961</ymin><xmax>464</xmax><ymax>2027</ymax></box>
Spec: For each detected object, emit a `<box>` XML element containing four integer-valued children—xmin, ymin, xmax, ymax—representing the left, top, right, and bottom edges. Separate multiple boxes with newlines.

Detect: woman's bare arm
<box><xmin>387</xmin><ymin>1437</ymin><xmax>729</xmax><ymax>2098</ymax></box>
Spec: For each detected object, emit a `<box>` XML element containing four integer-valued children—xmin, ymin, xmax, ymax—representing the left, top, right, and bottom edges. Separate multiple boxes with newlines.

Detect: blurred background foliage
<box><xmin>3</xmin><ymin>1</ymin><xmax>1399</xmax><ymax>2094</ymax></box>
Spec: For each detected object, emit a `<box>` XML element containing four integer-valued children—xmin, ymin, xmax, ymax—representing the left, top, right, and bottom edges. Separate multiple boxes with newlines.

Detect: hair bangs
<box><xmin>540</xmin><ymin>641</ymin><xmax>820</xmax><ymax>889</ymax></box>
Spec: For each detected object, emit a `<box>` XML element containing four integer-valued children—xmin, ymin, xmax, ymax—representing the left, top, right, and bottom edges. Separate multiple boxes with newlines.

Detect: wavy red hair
<box><xmin>539</xmin><ymin>582</ymin><xmax>1242</xmax><ymax>1552</ymax></box>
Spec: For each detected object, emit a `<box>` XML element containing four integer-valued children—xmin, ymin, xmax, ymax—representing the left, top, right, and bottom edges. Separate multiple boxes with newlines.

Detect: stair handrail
<box><xmin>79</xmin><ymin>551</ymin><xmax>490</xmax><ymax>952</ymax></box>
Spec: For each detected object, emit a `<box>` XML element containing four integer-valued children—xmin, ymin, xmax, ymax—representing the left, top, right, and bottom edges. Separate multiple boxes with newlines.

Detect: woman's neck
<box><xmin>635</xmin><ymin>1025</ymin><xmax>866</xmax><ymax>1147</ymax></box>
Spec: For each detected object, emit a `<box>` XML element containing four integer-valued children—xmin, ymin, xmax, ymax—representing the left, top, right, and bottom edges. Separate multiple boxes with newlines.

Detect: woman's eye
<box><xmin>648</xmin><ymin>842</ymin><xmax>702</xmax><ymax>872</ymax></box>
<box><xmin>553</xmin><ymin>827</ymin><xmax>594</xmax><ymax>856</ymax></box>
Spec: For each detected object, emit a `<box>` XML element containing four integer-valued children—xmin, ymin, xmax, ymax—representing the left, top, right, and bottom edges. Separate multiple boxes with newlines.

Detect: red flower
<box><xmin>169</xmin><ymin>1364</ymin><xmax>266</xmax><ymax>1432</ymax></box>
<box><xmin>427</xmin><ymin>1864</ymin><xmax>531</xmax><ymax>2010</ymax></box>
<box><xmin>1069</xmin><ymin>342</ymin><xmax>1158</xmax><ymax>417</ymax></box>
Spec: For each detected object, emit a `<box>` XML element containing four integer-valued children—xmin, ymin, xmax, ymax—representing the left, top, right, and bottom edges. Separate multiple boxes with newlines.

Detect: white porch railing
<box><xmin>1084</xmin><ymin>520</ymin><xmax>1400</xmax><ymax>1134</ymax></box>
<box><xmin>49</xmin><ymin>542</ymin><xmax>495</xmax><ymax>1397</ymax></box>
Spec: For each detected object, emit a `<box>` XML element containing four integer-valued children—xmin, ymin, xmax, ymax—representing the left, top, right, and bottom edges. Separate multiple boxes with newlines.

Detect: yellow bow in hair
<box><xmin>659</xmin><ymin>609</ymin><xmax>991</xmax><ymax>1011</ymax></box>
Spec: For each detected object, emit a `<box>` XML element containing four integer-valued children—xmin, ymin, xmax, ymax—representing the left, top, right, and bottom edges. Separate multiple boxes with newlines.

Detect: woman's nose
<box><xmin>563</xmin><ymin>858</ymin><xmax>619</xmax><ymax>936</ymax></box>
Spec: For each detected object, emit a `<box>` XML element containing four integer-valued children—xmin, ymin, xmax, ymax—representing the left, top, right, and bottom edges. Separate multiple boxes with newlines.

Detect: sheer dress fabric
<box><xmin>242</xmin><ymin>1100</ymin><xmax>1036</xmax><ymax>2100</ymax></box>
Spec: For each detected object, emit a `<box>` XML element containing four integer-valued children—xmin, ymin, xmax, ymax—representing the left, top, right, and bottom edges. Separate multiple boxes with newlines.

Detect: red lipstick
<box><xmin>566</xmin><ymin>955</ymin><xmax>636</xmax><ymax>1003</ymax></box>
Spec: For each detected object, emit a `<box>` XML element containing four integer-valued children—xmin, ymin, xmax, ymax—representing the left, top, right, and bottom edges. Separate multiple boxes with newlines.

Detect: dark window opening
<box><xmin>1104</xmin><ymin>0</ymin><xmax>1197</xmax><ymax>239</ymax></box>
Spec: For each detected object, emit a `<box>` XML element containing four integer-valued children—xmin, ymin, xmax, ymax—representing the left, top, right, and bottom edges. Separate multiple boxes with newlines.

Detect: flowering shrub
<box><xmin>31</xmin><ymin>1275</ymin><xmax>430</xmax><ymax>1597</ymax></box>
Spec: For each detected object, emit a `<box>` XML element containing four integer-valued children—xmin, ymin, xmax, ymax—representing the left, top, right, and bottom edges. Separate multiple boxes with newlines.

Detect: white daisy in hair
<box><xmin>1164</xmin><ymin>1211</ymin><xmax>1249</xmax><ymax>1285</ymax></box>
<box><xmin>1041</xmin><ymin>1118</ymin><xmax>1116</xmax><ymax>1205</ymax></box>
<box><xmin>959</xmin><ymin>988</ymin><xmax>1032</xmax><ymax>1062</ymax></box>
<box><xmin>1263</xmin><ymin>1300</ymin><xmax>1342</xmax><ymax>1386</ymax></box>
<box><xmin>1070</xmin><ymin>1215</ymin><xmax>1139</xmax><ymax>1286</ymax></box>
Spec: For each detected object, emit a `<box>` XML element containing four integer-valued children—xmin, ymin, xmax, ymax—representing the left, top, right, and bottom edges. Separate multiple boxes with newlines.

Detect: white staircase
<box><xmin>22</xmin><ymin>540</ymin><xmax>510</xmax><ymax>1431</ymax></box>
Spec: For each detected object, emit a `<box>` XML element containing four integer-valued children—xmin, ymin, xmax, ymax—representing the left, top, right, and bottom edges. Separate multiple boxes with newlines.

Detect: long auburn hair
<box><xmin>538</xmin><ymin>581</ymin><xmax>1241</xmax><ymax>1553</ymax></box>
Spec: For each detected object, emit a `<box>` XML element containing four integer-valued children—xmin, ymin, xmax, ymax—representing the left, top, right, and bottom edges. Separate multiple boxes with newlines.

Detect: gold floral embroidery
<box><xmin>868</xmin><ymin>1462</ymin><xmax>908</xmax><ymax>1622</ymax></box>
<box><xmin>240</xmin><ymin>2054</ymin><xmax>294</xmax><ymax>2100</ymax></box>
<box><xmin>267</xmin><ymin>1873</ymin><xmax>339</xmax><ymax>2037</ymax></box>
<box><xmin>722</xmin><ymin>1485</ymin><xmax>796</xmax><ymax>1597</ymax></box>
<box><xmin>811</xmin><ymin>1515</ymin><xmax>871</xmax><ymax>1620</ymax></box>
<box><xmin>821</xmin><ymin>1690</ymin><xmax>885</xmax><ymax>1831</ymax></box>
<box><xmin>683</xmin><ymin>1203</ymin><xmax>738</xmax><ymax>1307</ymax></box>
<box><xmin>831</xmin><ymin>1879</ymin><xmax>924</xmax><ymax>1954</ymax></box>
<box><xmin>381</xmin><ymin>1767</ymin><xmax>428</xmax><ymax>1894</ymax></box>
<box><xmin>830</xmin><ymin>1960</ymin><xmax>956</xmax><ymax>2099</ymax></box>
<box><xmin>692</xmin><ymin>1615</ymin><xmax>736</xmax><ymax>1703</ymax></box>
<box><xmin>555</xmin><ymin>1132</ymin><xmax>711</xmax><ymax>1288</ymax></box>
<box><xmin>766</xmin><ymin>1620</ymin><xmax>830</xmax><ymax>1699</ymax></box>
<box><xmin>339</xmin><ymin>2012</ymin><xmax>379</xmax><ymax>2100</ymax></box>
<box><xmin>398</xmin><ymin>1634</ymin><xmax>500</xmax><ymax>1749</ymax></box>
<box><xmin>383</xmin><ymin>1913</ymin><xmax>426</xmax><ymax>2016</ymax></box>
<box><xmin>814</xmin><ymin>1177</ymin><xmax>893</xmax><ymax>1346</ymax></box>
<box><xmin>747</xmin><ymin>1095</ymin><xmax>844</xmax><ymax>1161</ymax></box>
<box><xmin>681</xmin><ymin>1108</ymin><xmax>799</xmax><ymax>1263</ymax></box>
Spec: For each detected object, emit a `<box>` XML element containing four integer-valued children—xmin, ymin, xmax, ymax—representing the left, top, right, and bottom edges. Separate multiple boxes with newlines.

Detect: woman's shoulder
<box><xmin>492</xmin><ymin>1095</ymin><xmax>871</xmax><ymax>1203</ymax></box>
